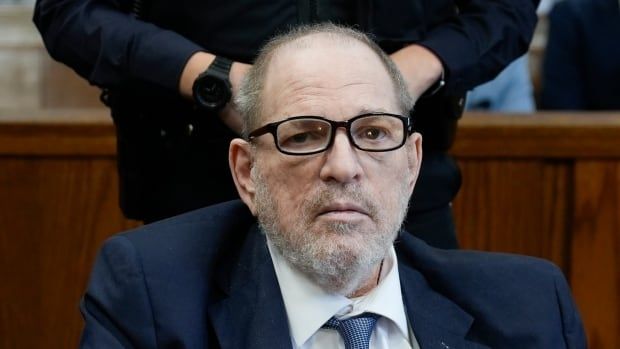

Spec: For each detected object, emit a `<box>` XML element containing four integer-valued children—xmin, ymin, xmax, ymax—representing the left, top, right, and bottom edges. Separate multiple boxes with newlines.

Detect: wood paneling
<box><xmin>571</xmin><ymin>161</ymin><xmax>620</xmax><ymax>348</ymax></box>
<box><xmin>0</xmin><ymin>158</ymin><xmax>139</xmax><ymax>349</ymax></box>
<box><xmin>454</xmin><ymin>160</ymin><xmax>571</xmax><ymax>270</ymax></box>
<box><xmin>0</xmin><ymin>108</ymin><xmax>138</xmax><ymax>349</ymax></box>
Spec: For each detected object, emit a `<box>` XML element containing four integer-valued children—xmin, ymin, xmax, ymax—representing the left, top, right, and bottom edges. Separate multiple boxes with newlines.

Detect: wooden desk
<box><xmin>0</xmin><ymin>110</ymin><xmax>618</xmax><ymax>348</ymax></box>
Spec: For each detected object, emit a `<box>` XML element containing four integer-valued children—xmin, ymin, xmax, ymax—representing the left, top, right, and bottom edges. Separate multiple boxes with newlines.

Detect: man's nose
<box><xmin>319</xmin><ymin>129</ymin><xmax>363</xmax><ymax>183</ymax></box>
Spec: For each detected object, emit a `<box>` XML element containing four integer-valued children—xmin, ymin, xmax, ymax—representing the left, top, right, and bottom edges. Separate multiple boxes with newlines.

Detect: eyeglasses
<box><xmin>248</xmin><ymin>113</ymin><xmax>413</xmax><ymax>155</ymax></box>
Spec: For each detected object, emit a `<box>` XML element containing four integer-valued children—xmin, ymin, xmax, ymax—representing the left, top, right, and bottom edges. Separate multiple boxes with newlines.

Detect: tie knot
<box><xmin>323</xmin><ymin>313</ymin><xmax>379</xmax><ymax>349</ymax></box>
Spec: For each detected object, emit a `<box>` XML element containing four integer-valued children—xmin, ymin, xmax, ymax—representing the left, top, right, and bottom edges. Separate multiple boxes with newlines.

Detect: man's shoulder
<box><xmin>104</xmin><ymin>200</ymin><xmax>255</xmax><ymax>271</ymax></box>
<box><xmin>397</xmin><ymin>233</ymin><xmax>580</xmax><ymax>337</ymax></box>
<box><xmin>82</xmin><ymin>201</ymin><xmax>258</xmax><ymax>347</ymax></box>
<box><xmin>397</xmin><ymin>232</ymin><xmax>565</xmax><ymax>293</ymax></box>
<box><xmin>396</xmin><ymin>233</ymin><xmax>571</xmax><ymax>318</ymax></box>
<box><xmin>397</xmin><ymin>233</ymin><xmax>587</xmax><ymax>346</ymax></box>
<box><xmin>127</xmin><ymin>199</ymin><xmax>252</xmax><ymax>237</ymax></box>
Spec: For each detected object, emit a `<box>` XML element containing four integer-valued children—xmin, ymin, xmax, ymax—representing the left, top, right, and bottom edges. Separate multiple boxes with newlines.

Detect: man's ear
<box><xmin>406</xmin><ymin>132</ymin><xmax>423</xmax><ymax>193</ymax></box>
<box><xmin>229</xmin><ymin>138</ymin><xmax>258</xmax><ymax>215</ymax></box>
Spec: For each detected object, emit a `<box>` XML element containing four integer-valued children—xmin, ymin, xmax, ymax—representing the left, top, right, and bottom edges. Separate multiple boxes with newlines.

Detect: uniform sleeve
<box><xmin>418</xmin><ymin>0</ymin><xmax>540</xmax><ymax>93</ymax></box>
<box><xmin>33</xmin><ymin>0</ymin><xmax>202</xmax><ymax>91</ymax></box>
<box><xmin>540</xmin><ymin>2</ymin><xmax>586</xmax><ymax>109</ymax></box>
<box><xmin>79</xmin><ymin>236</ymin><xmax>158</xmax><ymax>349</ymax></box>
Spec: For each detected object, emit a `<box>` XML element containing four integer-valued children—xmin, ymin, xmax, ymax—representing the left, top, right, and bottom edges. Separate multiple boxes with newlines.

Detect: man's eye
<box><xmin>290</xmin><ymin>132</ymin><xmax>310</xmax><ymax>143</ymax></box>
<box><xmin>281</xmin><ymin>131</ymin><xmax>323</xmax><ymax>147</ymax></box>
<box><xmin>359</xmin><ymin>127</ymin><xmax>387</xmax><ymax>140</ymax></box>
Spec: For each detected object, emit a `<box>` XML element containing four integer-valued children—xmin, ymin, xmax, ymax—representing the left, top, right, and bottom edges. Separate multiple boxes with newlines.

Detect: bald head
<box><xmin>235</xmin><ymin>24</ymin><xmax>415</xmax><ymax>137</ymax></box>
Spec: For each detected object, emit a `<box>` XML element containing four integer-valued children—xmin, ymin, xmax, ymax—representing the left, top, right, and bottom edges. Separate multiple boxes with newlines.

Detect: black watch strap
<box><xmin>420</xmin><ymin>69</ymin><xmax>445</xmax><ymax>98</ymax></box>
<box><xmin>209</xmin><ymin>56</ymin><xmax>233</xmax><ymax>80</ymax></box>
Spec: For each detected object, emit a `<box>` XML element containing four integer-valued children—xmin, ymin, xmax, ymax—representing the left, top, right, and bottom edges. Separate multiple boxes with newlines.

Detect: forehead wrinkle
<box><xmin>271</xmin><ymin>79</ymin><xmax>376</xmax><ymax>117</ymax></box>
<box><xmin>281</xmin><ymin>81</ymin><xmax>375</xmax><ymax>100</ymax></box>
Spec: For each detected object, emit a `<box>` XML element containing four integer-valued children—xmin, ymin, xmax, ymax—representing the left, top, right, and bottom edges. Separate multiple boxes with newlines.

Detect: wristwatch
<box><xmin>192</xmin><ymin>56</ymin><xmax>233</xmax><ymax>111</ymax></box>
<box><xmin>420</xmin><ymin>68</ymin><xmax>445</xmax><ymax>98</ymax></box>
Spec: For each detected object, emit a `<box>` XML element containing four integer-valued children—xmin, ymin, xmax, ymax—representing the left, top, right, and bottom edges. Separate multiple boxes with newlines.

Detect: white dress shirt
<box><xmin>267</xmin><ymin>238</ymin><xmax>420</xmax><ymax>349</ymax></box>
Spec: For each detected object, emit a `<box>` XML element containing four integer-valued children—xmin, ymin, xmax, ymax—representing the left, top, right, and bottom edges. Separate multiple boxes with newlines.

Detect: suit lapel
<box><xmin>208</xmin><ymin>222</ymin><xmax>491</xmax><ymax>349</ymax></box>
<box><xmin>399</xmin><ymin>262</ymin><xmax>490</xmax><ymax>349</ymax></box>
<box><xmin>396</xmin><ymin>231</ymin><xmax>490</xmax><ymax>349</ymax></box>
<box><xmin>208</xmin><ymin>224</ymin><xmax>291</xmax><ymax>349</ymax></box>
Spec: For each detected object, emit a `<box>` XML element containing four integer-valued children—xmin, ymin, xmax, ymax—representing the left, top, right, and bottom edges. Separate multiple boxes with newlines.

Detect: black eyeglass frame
<box><xmin>247</xmin><ymin>112</ymin><xmax>414</xmax><ymax>156</ymax></box>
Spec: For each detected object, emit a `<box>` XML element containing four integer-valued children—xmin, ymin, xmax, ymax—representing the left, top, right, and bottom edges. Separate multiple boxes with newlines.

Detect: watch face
<box><xmin>196</xmin><ymin>75</ymin><xmax>231</xmax><ymax>110</ymax></box>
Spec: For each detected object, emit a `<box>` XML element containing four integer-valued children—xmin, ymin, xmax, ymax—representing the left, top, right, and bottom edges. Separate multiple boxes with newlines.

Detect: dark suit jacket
<box><xmin>541</xmin><ymin>0</ymin><xmax>620</xmax><ymax>110</ymax></box>
<box><xmin>79</xmin><ymin>200</ymin><xmax>586</xmax><ymax>348</ymax></box>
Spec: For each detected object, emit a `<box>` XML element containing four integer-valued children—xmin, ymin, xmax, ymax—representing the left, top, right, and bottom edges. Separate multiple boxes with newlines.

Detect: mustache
<box><xmin>303</xmin><ymin>183</ymin><xmax>378</xmax><ymax>220</ymax></box>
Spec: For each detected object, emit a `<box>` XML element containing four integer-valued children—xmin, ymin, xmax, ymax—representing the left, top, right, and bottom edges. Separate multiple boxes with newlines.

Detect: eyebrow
<box><xmin>282</xmin><ymin>108</ymin><xmax>395</xmax><ymax>120</ymax></box>
<box><xmin>356</xmin><ymin>106</ymin><xmax>393</xmax><ymax>115</ymax></box>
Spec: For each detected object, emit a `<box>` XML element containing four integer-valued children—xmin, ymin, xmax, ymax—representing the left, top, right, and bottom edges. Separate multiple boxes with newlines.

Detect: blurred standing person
<box><xmin>466</xmin><ymin>55</ymin><xmax>536</xmax><ymax>113</ymax></box>
<box><xmin>541</xmin><ymin>0</ymin><xmax>620</xmax><ymax>110</ymax></box>
<box><xmin>33</xmin><ymin>0</ymin><xmax>539</xmax><ymax>248</ymax></box>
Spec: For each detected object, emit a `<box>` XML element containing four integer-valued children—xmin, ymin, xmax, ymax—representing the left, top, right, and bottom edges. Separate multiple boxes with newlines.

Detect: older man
<box><xmin>79</xmin><ymin>25</ymin><xmax>586</xmax><ymax>349</ymax></box>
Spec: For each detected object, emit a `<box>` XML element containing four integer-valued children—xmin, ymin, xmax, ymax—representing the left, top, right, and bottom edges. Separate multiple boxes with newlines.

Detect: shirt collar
<box><xmin>267</xmin><ymin>238</ymin><xmax>409</xmax><ymax>347</ymax></box>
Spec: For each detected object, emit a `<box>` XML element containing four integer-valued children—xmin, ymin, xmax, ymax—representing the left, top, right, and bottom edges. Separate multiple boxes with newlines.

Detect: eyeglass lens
<box><xmin>276</xmin><ymin>115</ymin><xmax>404</xmax><ymax>154</ymax></box>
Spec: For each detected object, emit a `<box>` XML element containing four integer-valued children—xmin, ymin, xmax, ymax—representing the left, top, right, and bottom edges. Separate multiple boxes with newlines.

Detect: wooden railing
<box><xmin>0</xmin><ymin>110</ymin><xmax>618</xmax><ymax>348</ymax></box>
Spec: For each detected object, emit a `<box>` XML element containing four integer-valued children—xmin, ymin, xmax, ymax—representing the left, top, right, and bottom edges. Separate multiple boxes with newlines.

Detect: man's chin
<box><xmin>300</xmin><ymin>248</ymin><xmax>382</xmax><ymax>296</ymax></box>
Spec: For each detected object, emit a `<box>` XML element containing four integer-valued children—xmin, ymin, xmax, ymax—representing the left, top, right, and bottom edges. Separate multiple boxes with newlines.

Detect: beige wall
<box><xmin>0</xmin><ymin>6</ymin><xmax>100</xmax><ymax>109</ymax></box>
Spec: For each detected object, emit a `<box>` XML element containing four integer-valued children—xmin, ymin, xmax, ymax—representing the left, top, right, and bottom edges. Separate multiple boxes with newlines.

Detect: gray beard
<box><xmin>252</xmin><ymin>166</ymin><xmax>410</xmax><ymax>296</ymax></box>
